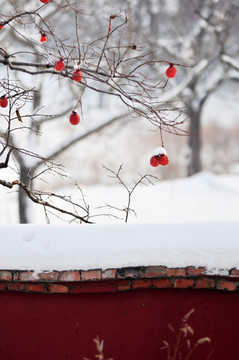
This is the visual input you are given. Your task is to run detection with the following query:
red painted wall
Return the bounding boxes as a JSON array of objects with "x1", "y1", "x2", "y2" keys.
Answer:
[{"x1": 0, "y1": 288, "x2": 238, "y2": 360}]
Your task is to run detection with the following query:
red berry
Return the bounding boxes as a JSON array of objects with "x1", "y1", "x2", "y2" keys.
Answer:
[
  {"x1": 166, "y1": 65, "x2": 177, "y2": 78},
  {"x1": 40, "y1": 0, "x2": 51, "y2": 3},
  {"x1": 150, "y1": 156, "x2": 160, "y2": 167},
  {"x1": 0, "y1": 23, "x2": 3, "y2": 30},
  {"x1": 55, "y1": 59, "x2": 65, "y2": 72},
  {"x1": 40, "y1": 33, "x2": 47, "y2": 42},
  {"x1": 0, "y1": 96, "x2": 8, "y2": 108},
  {"x1": 158, "y1": 155, "x2": 169, "y2": 166},
  {"x1": 73, "y1": 69, "x2": 83, "y2": 82},
  {"x1": 69, "y1": 111, "x2": 80, "y2": 125}
]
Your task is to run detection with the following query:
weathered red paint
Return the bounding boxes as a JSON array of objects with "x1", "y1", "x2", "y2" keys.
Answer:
[{"x1": 0, "y1": 289, "x2": 238, "y2": 360}]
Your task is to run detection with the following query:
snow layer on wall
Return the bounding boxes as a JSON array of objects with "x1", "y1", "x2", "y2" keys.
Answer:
[{"x1": 0, "y1": 222, "x2": 239, "y2": 273}]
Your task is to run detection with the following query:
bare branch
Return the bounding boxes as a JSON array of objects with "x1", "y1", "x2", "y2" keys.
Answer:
[
  {"x1": 103, "y1": 164, "x2": 157, "y2": 223},
  {"x1": 0, "y1": 179, "x2": 93, "y2": 224}
]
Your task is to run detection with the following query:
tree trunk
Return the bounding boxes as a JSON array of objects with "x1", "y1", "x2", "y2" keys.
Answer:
[
  {"x1": 18, "y1": 164, "x2": 31, "y2": 223},
  {"x1": 18, "y1": 86, "x2": 41, "y2": 223},
  {"x1": 187, "y1": 108, "x2": 202, "y2": 176}
]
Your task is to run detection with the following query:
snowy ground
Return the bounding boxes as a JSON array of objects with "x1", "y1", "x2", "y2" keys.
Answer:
[
  {"x1": 81, "y1": 171, "x2": 239, "y2": 224},
  {"x1": 0, "y1": 172, "x2": 239, "y2": 272},
  {"x1": 1, "y1": 171, "x2": 239, "y2": 224}
]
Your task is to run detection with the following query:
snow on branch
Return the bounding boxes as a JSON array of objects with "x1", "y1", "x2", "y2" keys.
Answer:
[{"x1": 221, "y1": 55, "x2": 239, "y2": 72}]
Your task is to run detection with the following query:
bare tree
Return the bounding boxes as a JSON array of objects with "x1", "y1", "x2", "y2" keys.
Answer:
[
  {"x1": 125, "y1": 0, "x2": 239, "y2": 175},
  {"x1": 0, "y1": 0, "x2": 189, "y2": 223}
]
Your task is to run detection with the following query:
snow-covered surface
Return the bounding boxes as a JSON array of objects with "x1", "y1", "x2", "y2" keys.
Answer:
[
  {"x1": 1, "y1": 172, "x2": 239, "y2": 224},
  {"x1": 75, "y1": 172, "x2": 239, "y2": 224},
  {"x1": 0, "y1": 172, "x2": 239, "y2": 273},
  {"x1": 0, "y1": 222, "x2": 239, "y2": 273}
]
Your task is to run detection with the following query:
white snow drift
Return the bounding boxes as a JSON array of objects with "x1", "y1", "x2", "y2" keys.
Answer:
[{"x1": 0, "y1": 222, "x2": 238, "y2": 273}]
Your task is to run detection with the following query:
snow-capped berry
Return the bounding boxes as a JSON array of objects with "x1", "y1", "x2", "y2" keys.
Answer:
[
  {"x1": 55, "y1": 59, "x2": 65, "y2": 72},
  {"x1": 150, "y1": 156, "x2": 160, "y2": 167},
  {"x1": 40, "y1": 0, "x2": 51, "y2": 3},
  {"x1": 40, "y1": 33, "x2": 47, "y2": 42},
  {"x1": 0, "y1": 23, "x2": 4, "y2": 30},
  {"x1": 69, "y1": 111, "x2": 80, "y2": 125},
  {"x1": 166, "y1": 65, "x2": 177, "y2": 78},
  {"x1": 73, "y1": 69, "x2": 83, "y2": 82},
  {"x1": 0, "y1": 96, "x2": 8, "y2": 108},
  {"x1": 150, "y1": 146, "x2": 169, "y2": 167},
  {"x1": 151, "y1": 146, "x2": 167, "y2": 157},
  {"x1": 158, "y1": 154, "x2": 169, "y2": 166}
]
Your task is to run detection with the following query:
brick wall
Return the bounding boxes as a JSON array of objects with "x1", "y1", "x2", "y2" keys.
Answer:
[
  {"x1": 0, "y1": 266, "x2": 238, "y2": 293},
  {"x1": 1, "y1": 265, "x2": 239, "y2": 360}
]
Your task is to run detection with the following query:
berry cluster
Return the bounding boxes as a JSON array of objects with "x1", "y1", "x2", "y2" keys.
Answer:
[{"x1": 150, "y1": 147, "x2": 169, "y2": 167}]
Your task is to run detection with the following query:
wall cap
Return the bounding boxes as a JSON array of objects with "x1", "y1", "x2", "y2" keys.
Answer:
[{"x1": 0, "y1": 266, "x2": 239, "y2": 294}]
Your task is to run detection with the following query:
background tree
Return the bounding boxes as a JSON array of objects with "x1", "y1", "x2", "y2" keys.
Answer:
[
  {"x1": 125, "y1": 0, "x2": 239, "y2": 175},
  {"x1": 0, "y1": 0, "x2": 189, "y2": 223}
]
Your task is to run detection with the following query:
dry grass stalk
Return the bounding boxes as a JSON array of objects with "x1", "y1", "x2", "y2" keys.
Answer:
[
  {"x1": 161, "y1": 309, "x2": 213, "y2": 360},
  {"x1": 84, "y1": 310, "x2": 213, "y2": 360},
  {"x1": 83, "y1": 335, "x2": 113, "y2": 360}
]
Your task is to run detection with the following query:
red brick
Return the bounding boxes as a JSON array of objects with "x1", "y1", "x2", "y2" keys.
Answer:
[
  {"x1": 26, "y1": 284, "x2": 47, "y2": 293},
  {"x1": 69, "y1": 282, "x2": 117, "y2": 294},
  {"x1": 132, "y1": 279, "x2": 151, "y2": 289},
  {"x1": 0, "y1": 271, "x2": 12, "y2": 281},
  {"x1": 167, "y1": 268, "x2": 186, "y2": 277},
  {"x1": 39, "y1": 272, "x2": 60, "y2": 281},
  {"x1": 145, "y1": 266, "x2": 167, "y2": 277},
  {"x1": 174, "y1": 279, "x2": 194, "y2": 289},
  {"x1": 116, "y1": 269, "x2": 142, "y2": 279},
  {"x1": 81, "y1": 270, "x2": 101, "y2": 281},
  {"x1": 153, "y1": 279, "x2": 172, "y2": 288},
  {"x1": 48, "y1": 284, "x2": 69, "y2": 293},
  {"x1": 102, "y1": 269, "x2": 117, "y2": 279},
  {"x1": 14, "y1": 271, "x2": 39, "y2": 282},
  {"x1": 231, "y1": 268, "x2": 239, "y2": 276},
  {"x1": 195, "y1": 278, "x2": 215, "y2": 289},
  {"x1": 0, "y1": 283, "x2": 7, "y2": 291},
  {"x1": 217, "y1": 280, "x2": 236, "y2": 291},
  {"x1": 187, "y1": 267, "x2": 206, "y2": 276},
  {"x1": 8, "y1": 283, "x2": 26, "y2": 292},
  {"x1": 117, "y1": 280, "x2": 131, "y2": 291},
  {"x1": 59, "y1": 271, "x2": 80, "y2": 281}
]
